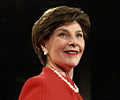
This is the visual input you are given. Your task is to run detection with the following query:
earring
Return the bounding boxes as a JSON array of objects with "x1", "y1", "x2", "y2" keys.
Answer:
[{"x1": 44, "y1": 51, "x2": 47, "y2": 55}]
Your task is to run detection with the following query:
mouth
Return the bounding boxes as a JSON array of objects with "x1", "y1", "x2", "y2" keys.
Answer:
[{"x1": 64, "y1": 50, "x2": 79, "y2": 55}]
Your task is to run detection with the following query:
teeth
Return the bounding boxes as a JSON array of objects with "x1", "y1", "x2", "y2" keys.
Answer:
[
  {"x1": 65, "y1": 51, "x2": 78, "y2": 53},
  {"x1": 68, "y1": 51, "x2": 76, "y2": 53}
]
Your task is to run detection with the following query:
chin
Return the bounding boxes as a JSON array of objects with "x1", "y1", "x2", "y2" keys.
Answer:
[
  {"x1": 65, "y1": 58, "x2": 81, "y2": 67},
  {"x1": 66, "y1": 62, "x2": 79, "y2": 69}
]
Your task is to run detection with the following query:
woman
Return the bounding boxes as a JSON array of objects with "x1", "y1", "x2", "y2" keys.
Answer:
[{"x1": 18, "y1": 6, "x2": 90, "y2": 100}]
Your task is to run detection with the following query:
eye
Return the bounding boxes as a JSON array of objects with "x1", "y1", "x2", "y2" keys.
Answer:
[
  {"x1": 76, "y1": 33, "x2": 83, "y2": 38},
  {"x1": 59, "y1": 33, "x2": 66, "y2": 37}
]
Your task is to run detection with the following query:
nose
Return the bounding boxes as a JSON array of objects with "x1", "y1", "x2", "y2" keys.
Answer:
[
  {"x1": 68, "y1": 38, "x2": 78, "y2": 47},
  {"x1": 68, "y1": 41, "x2": 78, "y2": 47}
]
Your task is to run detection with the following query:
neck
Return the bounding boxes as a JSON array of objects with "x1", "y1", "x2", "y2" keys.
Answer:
[{"x1": 46, "y1": 63, "x2": 74, "y2": 79}]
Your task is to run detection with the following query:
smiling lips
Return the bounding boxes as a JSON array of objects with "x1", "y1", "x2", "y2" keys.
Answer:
[{"x1": 64, "y1": 50, "x2": 79, "y2": 55}]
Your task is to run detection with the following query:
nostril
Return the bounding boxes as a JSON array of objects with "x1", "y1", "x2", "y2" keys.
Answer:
[
  {"x1": 71, "y1": 44, "x2": 75, "y2": 47},
  {"x1": 68, "y1": 41, "x2": 78, "y2": 47}
]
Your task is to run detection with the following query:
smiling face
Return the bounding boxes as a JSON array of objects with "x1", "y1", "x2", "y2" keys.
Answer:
[{"x1": 41, "y1": 21, "x2": 85, "y2": 72}]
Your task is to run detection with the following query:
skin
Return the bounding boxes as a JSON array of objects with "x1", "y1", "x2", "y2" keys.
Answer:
[{"x1": 41, "y1": 21, "x2": 85, "y2": 79}]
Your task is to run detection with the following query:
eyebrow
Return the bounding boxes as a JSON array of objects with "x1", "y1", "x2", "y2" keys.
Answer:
[{"x1": 56, "y1": 29, "x2": 83, "y2": 33}]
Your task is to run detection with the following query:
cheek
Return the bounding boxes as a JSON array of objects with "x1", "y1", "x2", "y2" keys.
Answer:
[
  {"x1": 53, "y1": 39, "x2": 67, "y2": 50},
  {"x1": 80, "y1": 40, "x2": 85, "y2": 51},
  {"x1": 49, "y1": 38, "x2": 67, "y2": 56},
  {"x1": 49, "y1": 39, "x2": 67, "y2": 64}
]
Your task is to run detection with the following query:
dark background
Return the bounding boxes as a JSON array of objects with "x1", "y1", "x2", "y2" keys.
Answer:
[{"x1": 0, "y1": 0, "x2": 120, "y2": 100}]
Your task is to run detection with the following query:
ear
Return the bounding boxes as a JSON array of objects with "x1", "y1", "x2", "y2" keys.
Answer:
[{"x1": 40, "y1": 39, "x2": 48, "y2": 55}]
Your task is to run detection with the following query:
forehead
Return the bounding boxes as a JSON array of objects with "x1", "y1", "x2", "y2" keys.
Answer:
[{"x1": 54, "y1": 21, "x2": 82, "y2": 32}]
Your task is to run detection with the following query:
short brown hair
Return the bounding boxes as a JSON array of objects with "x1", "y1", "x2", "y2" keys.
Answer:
[{"x1": 32, "y1": 6, "x2": 90, "y2": 66}]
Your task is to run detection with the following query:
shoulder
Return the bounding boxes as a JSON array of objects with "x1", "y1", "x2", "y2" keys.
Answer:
[
  {"x1": 18, "y1": 75, "x2": 52, "y2": 100},
  {"x1": 24, "y1": 75, "x2": 46, "y2": 87},
  {"x1": 21, "y1": 75, "x2": 45, "y2": 91}
]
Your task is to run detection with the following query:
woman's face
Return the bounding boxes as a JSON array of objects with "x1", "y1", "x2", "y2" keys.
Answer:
[{"x1": 43, "y1": 21, "x2": 85, "y2": 71}]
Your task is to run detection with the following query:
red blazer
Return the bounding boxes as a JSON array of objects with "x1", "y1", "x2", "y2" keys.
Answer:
[{"x1": 18, "y1": 67, "x2": 83, "y2": 100}]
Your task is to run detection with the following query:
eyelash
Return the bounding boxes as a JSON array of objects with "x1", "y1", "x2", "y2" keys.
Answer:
[
  {"x1": 59, "y1": 33, "x2": 83, "y2": 38},
  {"x1": 59, "y1": 33, "x2": 66, "y2": 37},
  {"x1": 76, "y1": 34, "x2": 83, "y2": 38}
]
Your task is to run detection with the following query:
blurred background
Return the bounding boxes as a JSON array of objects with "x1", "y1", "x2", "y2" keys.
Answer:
[{"x1": 0, "y1": 0, "x2": 120, "y2": 100}]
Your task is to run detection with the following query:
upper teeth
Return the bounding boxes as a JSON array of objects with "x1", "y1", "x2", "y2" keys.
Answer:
[
  {"x1": 69, "y1": 51, "x2": 76, "y2": 53},
  {"x1": 66, "y1": 51, "x2": 77, "y2": 53}
]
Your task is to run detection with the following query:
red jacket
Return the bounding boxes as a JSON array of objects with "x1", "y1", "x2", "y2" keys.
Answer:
[{"x1": 18, "y1": 67, "x2": 83, "y2": 100}]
